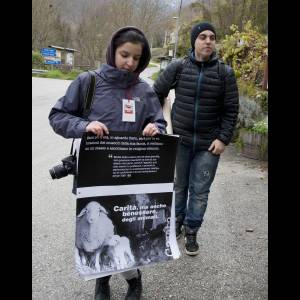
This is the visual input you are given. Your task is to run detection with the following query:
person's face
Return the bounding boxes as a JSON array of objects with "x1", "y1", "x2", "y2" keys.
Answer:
[
  {"x1": 194, "y1": 30, "x2": 216, "y2": 62},
  {"x1": 115, "y1": 42, "x2": 142, "y2": 72}
]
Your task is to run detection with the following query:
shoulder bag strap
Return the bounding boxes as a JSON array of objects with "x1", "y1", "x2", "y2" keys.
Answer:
[
  {"x1": 70, "y1": 70, "x2": 96, "y2": 155},
  {"x1": 82, "y1": 70, "x2": 96, "y2": 119},
  {"x1": 175, "y1": 56, "x2": 188, "y2": 84},
  {"x1": 218, "y1": 60, "x2": 226, "y2": 94}
]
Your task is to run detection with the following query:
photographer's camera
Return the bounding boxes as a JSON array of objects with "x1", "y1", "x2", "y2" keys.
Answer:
[{"x1": 49, "y1": 155, "x2": 76, "y2": 180}]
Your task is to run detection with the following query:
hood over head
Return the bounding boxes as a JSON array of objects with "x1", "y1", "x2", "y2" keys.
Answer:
[{"x1": 106, "y1": 26, "x2": 151, "y2": 74}]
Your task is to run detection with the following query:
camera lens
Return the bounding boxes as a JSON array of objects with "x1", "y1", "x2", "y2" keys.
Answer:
[
  {"x1": 49, "y1": 168, "x2": 56, "y2": 179},
  {"x1": 49, "y1": 164, "x2": 69, "y2": 179}
]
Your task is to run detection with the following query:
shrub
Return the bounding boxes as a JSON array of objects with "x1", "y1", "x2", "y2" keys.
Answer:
[
  {"x1": 237, "y1": 95, "x2": 264, "y2": 129},
  {"x1": 64, "y1": 69, "x2": 82, "y2": 80},
  {"x1": 44, "y1": 69, "x2": 65, "y2": 79},
  {"x1": 219, "y1": 21, "x2": 267, "y2": 85},
  {"x1": 218, "y1": 21, "x2": 268, "y2": 104},
  {"x1": 32, "y1": 51, "x2": 44, "y2": 67},
  {"x1": 35, "y1": 69, "x2": 83, "y2": 80},
  {"x1": 151, "y1": 71, "x2": 160, "y2": 81},
  {"x1": 250, "y1": 119, "x2": 268, "y2": 134}
]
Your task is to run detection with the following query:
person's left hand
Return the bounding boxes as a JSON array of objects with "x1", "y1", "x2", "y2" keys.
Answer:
[
  {"x1": 208, "y1": 139, "x2": 225, "y2": 155},
  {"x1": 142, "y1": 123, "x2": 159, "y2": 136}
]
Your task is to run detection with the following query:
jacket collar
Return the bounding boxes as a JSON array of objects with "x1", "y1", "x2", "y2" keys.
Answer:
[
  {"x1": 188, "y1": 49, "x2": 218, "y2": 66},
  {"x1": 97, "y1": 64, "x2": 139, "y2": 88}
]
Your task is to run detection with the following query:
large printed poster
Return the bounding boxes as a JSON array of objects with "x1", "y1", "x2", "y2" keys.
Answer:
[{"x1": 75, "y1": 132, "x2": 180, "y2": 280}]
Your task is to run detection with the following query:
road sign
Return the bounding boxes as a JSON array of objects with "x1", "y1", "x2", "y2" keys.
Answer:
[
  {"x1": 40, "y1": 48, "x2": 56, "y2": 57},
  {"x1": 45, "y1": 60, "x2": 61, "y2": 65}
]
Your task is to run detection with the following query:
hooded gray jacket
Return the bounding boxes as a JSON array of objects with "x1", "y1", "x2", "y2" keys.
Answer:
[{"x1": 49, "y1": 27, "x2": 166, "y2": 138}]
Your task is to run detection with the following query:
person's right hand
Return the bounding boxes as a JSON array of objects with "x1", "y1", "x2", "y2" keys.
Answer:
[{"x1": 85, "y1": 121, "x2": 109, "y2": 138}]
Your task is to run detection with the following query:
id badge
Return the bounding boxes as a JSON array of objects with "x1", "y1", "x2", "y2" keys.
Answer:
[{"x1": 122, "y1": 99, "x2": 136, "y2": 122}]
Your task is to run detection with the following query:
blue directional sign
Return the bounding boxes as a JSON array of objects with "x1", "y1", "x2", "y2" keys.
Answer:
[
  {"x1": 40, "y1": 48, "x2": 56, "y2": 57},
  {"x1": 44, "y1": 60, "x2": 61, "y2": 65}
]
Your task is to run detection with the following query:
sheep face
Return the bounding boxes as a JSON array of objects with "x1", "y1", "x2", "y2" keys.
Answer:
[
  {"x1": 76, "y1": 201, "x2": 114, "y2": 254},
  {"x1": 107, "y1": 234, "x2": 121, "y2": 247},
  {"x1": 77, "y1": 201, "x2": 108, "y2": 224}
]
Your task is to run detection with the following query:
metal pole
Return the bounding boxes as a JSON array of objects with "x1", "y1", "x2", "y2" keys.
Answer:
[{"x1": 173, "y1": 0, "x2": 183, "y2": 59}]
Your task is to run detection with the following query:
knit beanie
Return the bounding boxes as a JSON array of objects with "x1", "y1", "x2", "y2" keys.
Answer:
[{"x1": 190, "y1": 22, "x2": 216, "y2": 49}]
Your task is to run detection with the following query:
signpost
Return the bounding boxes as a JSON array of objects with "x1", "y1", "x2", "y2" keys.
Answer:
[
  {"x1": 40, "y1": 48, "x2": 56, "y2": 56},
  {"x1": 44, "y1": 60, "x2": 61, "y2": 65},
  {"x1": 40, "y1": 47, "x2": 61, "y2": 65}
]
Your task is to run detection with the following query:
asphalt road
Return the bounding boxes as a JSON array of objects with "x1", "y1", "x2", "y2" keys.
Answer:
[{"x1": 32, "y1": 70, "x2": 268, "y2": 300}]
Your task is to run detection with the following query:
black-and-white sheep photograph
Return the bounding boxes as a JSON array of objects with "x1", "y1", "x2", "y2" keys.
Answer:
[{"x1": 75, "y1": 193, "x2": 173, "y2": 277}]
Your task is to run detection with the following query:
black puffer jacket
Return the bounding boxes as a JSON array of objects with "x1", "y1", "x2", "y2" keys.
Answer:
[{"x1": 153, "y1": 50, "x2": 239, "y2": 151}]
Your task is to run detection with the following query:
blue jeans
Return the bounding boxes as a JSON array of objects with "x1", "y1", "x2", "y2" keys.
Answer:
[{"x1": 175, "y1": 143, "x2": 220, "y2": 229}]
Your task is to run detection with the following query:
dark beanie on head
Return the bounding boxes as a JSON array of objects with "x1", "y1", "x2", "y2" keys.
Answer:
[{"x1": 191, "y1": 22, "x2": 216, "y2": 48}]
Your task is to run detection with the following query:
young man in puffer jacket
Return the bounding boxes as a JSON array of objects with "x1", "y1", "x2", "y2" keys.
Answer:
[{"x1": 153, "y1": 22, "x2": 239, "y2": 256}]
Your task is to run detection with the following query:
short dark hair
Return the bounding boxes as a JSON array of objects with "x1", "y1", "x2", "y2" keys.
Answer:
[{"x1": 114, "y1": 30, "x2": 146, "y2": 50}]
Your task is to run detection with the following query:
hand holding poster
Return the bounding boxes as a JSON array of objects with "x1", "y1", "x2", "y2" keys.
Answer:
[{"x1": 75, "y1": 132, "x2": 180, "y2": 280}]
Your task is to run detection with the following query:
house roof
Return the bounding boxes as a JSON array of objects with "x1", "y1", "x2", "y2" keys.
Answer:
[{"x1": 49, "y1": 45, "x2": 79, "y2": 52}]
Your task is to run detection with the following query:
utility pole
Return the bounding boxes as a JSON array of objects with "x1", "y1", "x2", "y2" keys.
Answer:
[{"x1": 173, "y1": 0, "x2": 183, "y2": 60}]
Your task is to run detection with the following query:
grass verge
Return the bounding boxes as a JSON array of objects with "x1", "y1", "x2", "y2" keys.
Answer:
[{"x1": 32, "y1": 69, "x2": 83, "y2": 80}]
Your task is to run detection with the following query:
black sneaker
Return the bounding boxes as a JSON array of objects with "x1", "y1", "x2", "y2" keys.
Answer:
[
  {"x1": 125, "y1": 269, "x2": 142, "y2": 300},
  {"x1": 175, "y1": 215, "x2": 184, "y2": 239},
  {"x1": 185, "y1": 234, "x2": 199, "y2": 256},
  {"x1": 95, "y1": 275, "x2": 111, "y2": 300},
  {"x1": 176, "y1": 221, "x2": 183, "y2": 239}
]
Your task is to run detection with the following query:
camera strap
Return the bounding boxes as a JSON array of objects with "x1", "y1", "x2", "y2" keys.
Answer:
[{"x1": 70, "y1": 139, "x2": 75, "y2": 155}]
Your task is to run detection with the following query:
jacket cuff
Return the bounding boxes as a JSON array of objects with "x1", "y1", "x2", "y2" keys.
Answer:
[
  {"x1": 216, "y1": 135, "x2": 229, "y2": 146},
  {"x1": 155, "y1": 122, "x2": 167, "y2": 134},
  {"x1": 78, "y1": 120, "x2": 90, "y2": 137}
]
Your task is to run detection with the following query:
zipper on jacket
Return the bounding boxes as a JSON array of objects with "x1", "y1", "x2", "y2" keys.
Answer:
[{"x1": 193, "y1": 64, "x2": 203, "y2": 152}]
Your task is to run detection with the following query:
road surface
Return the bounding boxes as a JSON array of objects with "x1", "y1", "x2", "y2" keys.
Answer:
[{"x1": 32, "y1": 70, "x2": 267, "y2": 299}]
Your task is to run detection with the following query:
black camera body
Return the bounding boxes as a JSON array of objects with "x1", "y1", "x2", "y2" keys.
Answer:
[{"x1": 49, "y1": 155, "x2": 77, "y2": 180}]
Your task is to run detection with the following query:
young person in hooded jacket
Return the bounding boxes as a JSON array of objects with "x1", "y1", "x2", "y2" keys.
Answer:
[
  {"x1": 153, "y1": 22, "x2": 239, "y2": 256},
  {"x1": 49, "y1": 26, "x2": 167, "y2": 300}
]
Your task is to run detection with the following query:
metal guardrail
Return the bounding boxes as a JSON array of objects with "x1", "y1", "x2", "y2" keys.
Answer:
[{"x1": 32, "y1": 69, "x2": 49, "y2": 74}]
